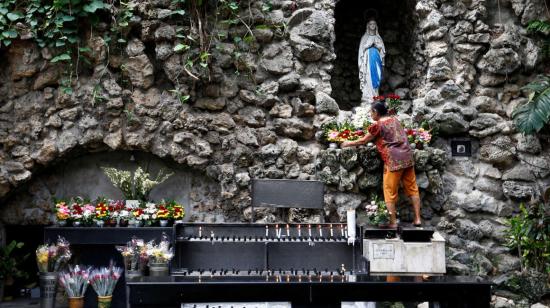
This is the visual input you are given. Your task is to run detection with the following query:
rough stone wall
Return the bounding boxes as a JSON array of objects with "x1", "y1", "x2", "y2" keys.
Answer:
[{"x1": 0, "y1": 0, "x2": 549, "y2": 289}]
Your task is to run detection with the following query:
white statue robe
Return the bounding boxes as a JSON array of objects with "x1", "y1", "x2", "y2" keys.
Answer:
[{"x1": 358, "y1": 33, "x2": 386, "y2": 104}]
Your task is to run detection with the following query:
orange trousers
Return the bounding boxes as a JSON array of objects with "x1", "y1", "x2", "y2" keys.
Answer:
[{"x1": 383, "y1": 166, "x2": 420, "y2": 203}]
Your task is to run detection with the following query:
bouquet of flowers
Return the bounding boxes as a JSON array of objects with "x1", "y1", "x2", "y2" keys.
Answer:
[
  {"x1": 89, "y1": 262, "x2": 123, "y2": 297},
  {"x1": 58, "y1": 265, "x2": 91, "y2": 298},
  {"x1": 95, "y1": 198, "x2": 110, "y2": 222},
  {"x1": 116, "y1": 237, "x2": 148, "y2": 272},
  {"x1": 386, "y1": 94, "x2": 401, "y2": 115},
  {"x1": 169, "y1": 201, "x2": 185, "y2": 221},
  {"x1": 101, "y1": 166, "x2": 173, "y2": 201},
  {"x1": 36, "y1": 236, "x2": 71, "y2": 273},
  {"x1": 365, "y1": 198, "x2": 390, "y2": 226},
  {"x1": 55, "y1": 200, "x2": 70, "y2": 223},
  {"x1": 81, "y1": 202, "x2": 96, "y2": 224},
  {"x1": 131, "y1": 208, "x2": 144, "y2": 222},
  {"x1": 142, "y1": 202, "x2": 158, "y2": 224},
  {"x1": 405, "y1": 127, "x2": 432, "y2": 149},
  {"x1": 145, "y1": 234, "x2": 174, "y2": 264}
]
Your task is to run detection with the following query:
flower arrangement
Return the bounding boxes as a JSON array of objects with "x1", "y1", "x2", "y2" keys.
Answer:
[
  {"x1": 58, "y1": 265, "x2": 91, "y2": 298},
  {"x1": 351, "y1": 106, "x2": 373, "y2": 130},
  {"x1": 145, "y1": 234, "x2": 174, "y2": 264},
  {"x1": 322, "y1": 121, "x2": 365, "y2": 143},
  {"x1": 386, "y1": 94, "x2": 401, "y2": 115},
  {"x1": 89, "y1": 262, "x2": 123, "y2": 297},
  {"x1": 55, "y1": 201, "x2": 70, "y2": 222},
  {"x1": 116, "y1": 237, "x2": 148, "y2": 272},
  {"x1": 101, "y1": 166, "x2": 173, "y2": 201},
  {"x1": 365, "y1": 198, "x2": 390, "y2": 226},
  {"x1": 156, "y1": 200, "x2": 185, "y2": 221},
  {"x1": 36, "y1": 236, "x2": 71, "y2": 273},
  {"x1": 405, "y1": 127, "x2": 432, "y2": 149},
  {"x1": 95, "y1": 198, "x2": 110, "y2": 222},
  {"x1": 53, "y1": 197, "x2": 185, "y2": 227}
]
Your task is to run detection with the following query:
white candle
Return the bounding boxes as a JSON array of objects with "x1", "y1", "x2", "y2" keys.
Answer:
[{"x1": 347, "y1": 209, "x2": 356, "y2": 245}]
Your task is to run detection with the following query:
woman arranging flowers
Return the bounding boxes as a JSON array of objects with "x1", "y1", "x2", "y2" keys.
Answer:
[
  {"x1": 58, "y1": 265, "x2": 91, "y2": 308},
  {"x1": 342, "y1": 101, "x2": 422, "y2": 228},
  {"x1": 90, "y1": 262, "x2": 123, "y2": 308}
]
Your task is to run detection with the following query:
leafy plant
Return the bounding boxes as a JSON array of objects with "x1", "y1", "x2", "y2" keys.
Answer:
[
  {"x1": 505, "y1": 203, "x2": 550, "y2": 273},
  {"x1": 512, "y1": 75, "x2": 550, "y2": 134},
  {"x1": 0, "y1": 241, "x2": 28, "y2": 281},
  {"x1": 527, "y1": 19, "x2": 550, "y2": 58}
]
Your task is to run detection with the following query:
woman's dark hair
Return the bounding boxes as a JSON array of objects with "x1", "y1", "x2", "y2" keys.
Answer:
[{"x1": 371, "y1": 101, "x2": 388, "y2": 116}]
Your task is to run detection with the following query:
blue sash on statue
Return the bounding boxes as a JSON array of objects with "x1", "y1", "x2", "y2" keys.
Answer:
[{"x1": 368, "y1": 47, "x2": 382, "y2": 89}]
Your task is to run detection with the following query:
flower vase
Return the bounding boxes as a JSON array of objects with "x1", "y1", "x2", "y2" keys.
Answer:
[
  {"x1": 130, "y1": 220, "x2": 142, "y2": 228},
  {"x1": 149, "y1": 263, "x2": 169, "y2": 277},
  {"x1": 105, "y1": 219, "x2": 117, "y2": 227},
  {"x1": 39, "y1": 272, "x2": 58, "y2": 308},
  {"x1": 73, "y1": 221, "x2": 81, "y2": 227},
  {"x1": 96, "y1": 220, "x2": 105, "y2": 227},
  {"x1": 159, "y1": 220, "x2": 169, "y2": 227},
  {"x1": 125, "y1": 200, "x2": 140, "y2": 209},
  {"x1": 329, "y1": 143, "x2": 338, "y2": 149},
  {"x1": 67, "y1": 297, "x2": 84, "y2": 308},
  {"x1": 58, "y1": 220, "x2": 67, "y2": 227},
  {"x1": 97, "y1": 295, "x2": 113, "y2": 308}
]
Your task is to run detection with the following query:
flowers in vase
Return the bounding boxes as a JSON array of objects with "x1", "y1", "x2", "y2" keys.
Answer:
[
  {"x1": 101, "y1": 166, "x2": 173, "y2": 201},
  {"x1": 58, "y1": 265, "x2": 91, "y2": 298},
  {"x1": 95, "y1": 198, "x2": 110, "y2": 222},
  {"x1": 89, "y1": 262, "x2": 123, "y2": 297},
  {"x1": 116, "y1": 237, "x2": 148, "y2": 272},
  {"x1": 145, "y1": 234, "x2": 173, "y2": 264},
  {"x1": 36, "y1": 236, "x2": 71, "y2": 273},
  {"x1": 55, "y1": 200, "x2": 70, "y2": 223},
  {"x1": 156, "y1": 200, "x2": 186, "y2": 222},
  {"x1": 365, "y1": 198, "x2": 390, "y2": 226}
]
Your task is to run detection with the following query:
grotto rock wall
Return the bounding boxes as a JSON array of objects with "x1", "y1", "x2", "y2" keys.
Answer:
[{"x1": 0, "y1": 0, "x2": 549, "y2": 291}]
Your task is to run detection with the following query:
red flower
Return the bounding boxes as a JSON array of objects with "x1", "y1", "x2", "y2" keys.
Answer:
[{"x1": 373, "y1": 95, "x2": 385, "y2": 101}]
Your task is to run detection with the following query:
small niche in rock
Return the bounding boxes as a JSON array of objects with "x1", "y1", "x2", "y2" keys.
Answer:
[{"x1": 331, "y1": 0, "x2": 417, "y2": 110}]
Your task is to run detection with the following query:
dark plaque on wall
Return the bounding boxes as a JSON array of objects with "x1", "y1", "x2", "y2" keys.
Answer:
[{"x1": 451, "y1": 139, "x2": 472, "y2": 157}]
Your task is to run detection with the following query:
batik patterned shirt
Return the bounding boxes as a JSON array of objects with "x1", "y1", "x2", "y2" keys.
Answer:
[{"x1": 367, "y1": 117, "x2": 414, "y2": 171}]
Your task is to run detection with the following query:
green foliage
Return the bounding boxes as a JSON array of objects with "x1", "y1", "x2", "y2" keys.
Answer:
[
  {"x1": 527, "y1": 19, "x2": 550, "y2": 58},
  {"x1": 0, "y1": 240, "x2": 28, "y2": 281},
  {"x1": 512, "y1": 75, "x2": 550, "y2": 134},
  {"x1": 505, "y1": 203, "x2": 550, "y2": 273}
]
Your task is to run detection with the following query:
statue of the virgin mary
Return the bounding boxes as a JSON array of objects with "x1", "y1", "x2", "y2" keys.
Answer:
[{"x1": 358, "y1": 19, "x2": 386, "y2": 104}]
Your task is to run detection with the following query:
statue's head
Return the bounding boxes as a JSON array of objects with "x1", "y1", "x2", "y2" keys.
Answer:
[{"x1": 366, "y1": 19, "x2": 378, "y2": 34}]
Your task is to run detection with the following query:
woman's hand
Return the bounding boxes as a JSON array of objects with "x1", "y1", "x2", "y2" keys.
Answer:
[{"x1": 341, "y1": 141, "x2": 354, "y2": 148}]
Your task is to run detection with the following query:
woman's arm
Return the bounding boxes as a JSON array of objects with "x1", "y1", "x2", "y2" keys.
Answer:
[{"x1": 341, "y1": 133, "x2": 375, "y2": 147}]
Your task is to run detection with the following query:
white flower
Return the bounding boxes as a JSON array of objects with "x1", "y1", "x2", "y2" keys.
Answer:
[{"x1": 371, "y1": 201, "x2": 376, "y2": 205}]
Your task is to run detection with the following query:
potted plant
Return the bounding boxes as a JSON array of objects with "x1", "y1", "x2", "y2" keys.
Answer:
[
  {"x1": 36, "y1": 237, "x2": 72, "y2": 308},
  {"x1": 365, "y1": 198, "x2": 390, "y2": 228},
  {"x1": 90, "y1": 263, "x2": 123, "y2": 308},
  {"x1": 58, "y1": 265, "x2": 91, "y2": 308},
  {"x1": 101, "y1": 166, "x2": 173, "y2": 204},
  {"x1": 0, "y1": 241, "x2": 28, "y2": 302},
  {"x1": 145, "y1": 234, "x2": 173, "y2": 277}
]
